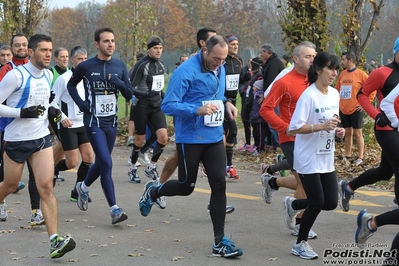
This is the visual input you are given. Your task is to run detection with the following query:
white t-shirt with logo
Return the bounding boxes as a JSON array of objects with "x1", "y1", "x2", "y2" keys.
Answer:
[{"x1": 289, "y1": 84, "x2": 340, "y2": 174}]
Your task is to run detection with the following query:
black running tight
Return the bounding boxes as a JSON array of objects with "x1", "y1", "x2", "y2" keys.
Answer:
[
  {"x1": 151, "y1": 141, "x2": 227, "y2": 240},
  {"x1": 292, "y1": 172, "x2": 338, "y2": 242},
  {"x1": 349, "y1": 130, "x2": 399, "y2": 200}
]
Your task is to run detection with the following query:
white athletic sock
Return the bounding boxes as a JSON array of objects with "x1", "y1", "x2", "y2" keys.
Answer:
[{"x1": 81, "y1": 182, "x2": 89, "y2": 192}]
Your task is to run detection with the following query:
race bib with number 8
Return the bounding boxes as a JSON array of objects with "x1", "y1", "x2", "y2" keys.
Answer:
[{"x1": 316, "y1": 130, "x2": 335, "y2": 154}]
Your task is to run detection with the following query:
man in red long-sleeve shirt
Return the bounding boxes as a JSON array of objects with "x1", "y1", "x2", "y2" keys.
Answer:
[
  {"x1": 338, "y1": 36, "x2": 399, "y2": 213},
  {"x1": 260, "y1": 41, "x2": 317, "y2": 238}
]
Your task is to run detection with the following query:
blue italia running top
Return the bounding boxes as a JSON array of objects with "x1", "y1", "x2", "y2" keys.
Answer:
[{"x1": 67, "y1": 56, "x2": 133, "y2": 127}]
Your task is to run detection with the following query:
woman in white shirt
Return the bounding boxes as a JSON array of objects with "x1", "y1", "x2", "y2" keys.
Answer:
[{"x1": 283, "y1": 52, "x2": 345, "y2": 260}]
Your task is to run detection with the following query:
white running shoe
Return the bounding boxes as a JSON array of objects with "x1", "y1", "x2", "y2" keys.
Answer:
[
  {"x1": 260, "y1": 173, "x2": 276, "y2": 204},
  {"x1": 283, "y1": 196, "x2": 300, "y2": 229},
  {"x1": 292, "y1": 240, "x2": 318, "y2": 259},
  {"x1": 291, "y1": 224, "x2": 317, "y2": 239},
  {"x1": 154, "y1": 196, "x2": 166, "y2": 209},
  {"x1": 139, "y1": 152, "x2": 151, "y2": 165}
]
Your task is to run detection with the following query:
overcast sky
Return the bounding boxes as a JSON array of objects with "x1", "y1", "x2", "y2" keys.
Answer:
[{"x1": 49, "y1": 0, "x2": 107, "y2": 9}]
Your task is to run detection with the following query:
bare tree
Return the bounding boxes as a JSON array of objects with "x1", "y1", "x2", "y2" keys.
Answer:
[
  {"x1": 341, "y1": 0, "x2": 386, "y2": 63},
  {"x1": 75, "y1": 1, "x2": 104, "y2": 55}
]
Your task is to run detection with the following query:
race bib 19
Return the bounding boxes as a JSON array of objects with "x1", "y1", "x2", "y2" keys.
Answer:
[{"x1": 152, "y1": 75, "x2": 165, "y2": 91}]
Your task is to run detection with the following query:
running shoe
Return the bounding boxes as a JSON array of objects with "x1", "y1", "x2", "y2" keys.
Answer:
[
  {"x1": 355, "y1": 209, "x2": 376, "y2": 248},
  {"x1": 283, "y1": 196, "x2": 300, "y2": 229},
  {"x1": 338, "y1": 179, "x2": 353, "y2": 212},
  {"x1": 354, "y1": 158, "x2": 363, "y2": 166},
  {"x1": 30, "y1": 209, "x2": 45, "y2": 226},
  {"x1": 291, "y1": 224, "x2": 317, "y2": 239},
  {"x1": 212, "y1": 236, "x2": 243, "y2": 258},
  {"x1": 139, "y1": 180, "x2": 156, "y2": 216},
  {"x1": 154, "y1": 196, "x2": 166, "y2": 209},
  {"x1": 260, "y1": 173, "x2": 277, "y2": 204},
  {"x1": 342, "y1": 157, "x2": 350, "y2": 167},
  {"x1": 144, "y1": 165, "x2": 159, "y2": 180},
  {"x1": 207, "y1": 203, "x2": 235, "y2": 214},
  {"x1": 50, "y1": 235, "x2": 76, "y2": 259},
  {"x1": 276, "y1": 154, "x2": 288, "y2": 176},
  {"x1": 247, "y1": 145, "x2": 257, "y2": 154},
  {"x1": 0, "y1": 202, "x2": 7, "y2": 221},
  {"x1": 292, "y1": 240, "x2": 318, "y2": 259},
  {"x1": 13, "y1": 181, "x2": 25, "y2": 193},
  {"x1": 260, "y1": 163, "x2": 270, "y2": 174},
  {"x1": 394, "y1": 198, "x2": 398, "y2": 206},
  {"x1": 199, "y1": 161, "x2": 207, "y2": 176},
  {"x1": 237, "y1": 144, "x2": 251, "y2": 152},
  {"x1": 54, "y1": 173, "x2": 65, "y2": 182},
  {"x1": 128, "y1": 168, "x2": 141, "y2": 183},
  {"x1": 126, "y1": 136, "x2": 134, "y2": 147},
  {"x1": 70, "y1": 188, "x2": 91, "y2": 203},
  {"x1": 75, "y1": 182, "x2": 89, "y2": 211},
  {"x1": 110, "y1": 207, "x2": 128, "y2": 224},
  {"x1": 226, "y1": 166, "x2": 239, "y2": 180},
  {"x1": 139, "y1": 151, "x2": 151, "y2": 165}
]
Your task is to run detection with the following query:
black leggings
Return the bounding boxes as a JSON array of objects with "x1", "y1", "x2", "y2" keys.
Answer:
[
  {"x1": 375, "y1": 208, "x2": 399, "y2": 264},
  {"x1": 292, "y1": 172, "x2": 338, "y2": 242},
  {"x1": 349, "y1": 129, "x2": 399, "y2": 199},
  {"x1": 385, "y1": 232, "x2": 399, "y2": 265},
  {"x1": 151, "y1": 141, "x2": 226, "y2": 239}
]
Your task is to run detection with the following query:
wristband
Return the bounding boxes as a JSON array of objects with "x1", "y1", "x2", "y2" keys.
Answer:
[{"x1": 311, "y1": 124, "x2": 315, "y2": 134}]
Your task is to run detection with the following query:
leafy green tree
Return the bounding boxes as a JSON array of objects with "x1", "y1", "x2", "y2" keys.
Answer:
[
  {"x1": 0, "y1": 0, "x2": 50, "y2": 41},
  {"x1": 102, "y1": 0, "x2": 157, "y2": 67},
  {"x1": 277, "y1": 0, "x2": 330, "y2": 53}
]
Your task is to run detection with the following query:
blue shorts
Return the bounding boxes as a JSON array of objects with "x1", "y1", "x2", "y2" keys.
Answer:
[{"x1": 4, "y1": 135, "x2": 52, "y2": 163}]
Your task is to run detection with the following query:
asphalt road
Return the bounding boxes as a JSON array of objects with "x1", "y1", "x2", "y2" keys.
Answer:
[{"x1": 0, "y1": 144, "x2": 397, "y2": 266}]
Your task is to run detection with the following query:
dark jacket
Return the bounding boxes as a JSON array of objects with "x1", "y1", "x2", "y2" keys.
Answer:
[{"x1": 262, "y1": 53, "x2": 284, "y2": 91}]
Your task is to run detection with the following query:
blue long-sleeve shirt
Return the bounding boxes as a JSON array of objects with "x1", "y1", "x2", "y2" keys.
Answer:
[
  {"x1": 67, "y1": 56, "x2": 133, "y2": 127},
  {"x1": 161, "y1": 50, "x2": 226, "y2": 144}
]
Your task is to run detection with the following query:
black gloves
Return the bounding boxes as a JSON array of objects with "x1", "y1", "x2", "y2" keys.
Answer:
[
  {"x1": 48, "y1": 106, "x2": 62, "y2": 122},
  {"x1": 49, "y1": 91, "x2": 55, "y2": 103},
  {"x1": 375, "y1": 112, "x2": 391, "y2": 127},
  {"x1": 20, "y1": 105, "x2": 46, "y2": 118}
]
